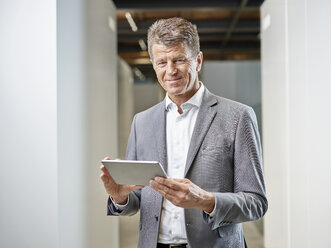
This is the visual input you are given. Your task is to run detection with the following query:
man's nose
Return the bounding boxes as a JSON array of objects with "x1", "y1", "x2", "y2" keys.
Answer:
[{"x1": 166, "y1": 62, "x2": 177, "y2": 75}]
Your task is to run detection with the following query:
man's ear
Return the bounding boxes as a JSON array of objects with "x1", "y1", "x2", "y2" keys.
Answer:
[{"x1": 196, "y1": 51, "x2": 203, "y2": 72}]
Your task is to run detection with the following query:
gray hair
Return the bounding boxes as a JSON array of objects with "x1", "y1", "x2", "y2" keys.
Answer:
[{"x1": 147, "y1": 17, "x2": 200, "y2": 60}]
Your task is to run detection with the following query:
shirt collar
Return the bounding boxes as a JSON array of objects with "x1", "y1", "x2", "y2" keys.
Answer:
[{"x1": 165, "y1": 82, "x2": 205, "y2": 111}]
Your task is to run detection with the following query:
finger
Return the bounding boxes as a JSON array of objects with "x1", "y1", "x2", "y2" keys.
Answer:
[
  {"x1": 162, "y1": 193, "x2": 185, "y2": 207},
  {"x1": 104, "y1": 156, "x2": 111, "y2": 160},
  {"x1": 155, "y1": 177, "x2": 186, "y2": 191},
  {"x1": 173, "y1": 178, "x2": 191, "y2": 184},
  {"x1": 100, "y1": 173, "x2": 109, "y2": 184},
  {"x1": 100, "y1": 165, "x2": 111, "y2": 177},
  {"x1": 150, "y1": 180, "x2": 179, "y2": 198},
  {"x1": 150, "y1": 179, "x2": 165, "y2": 194},
  {"x1": 152, "y1": 178, "x2": 180, "y2": 193},
  {"x1": 100, "y1": 167, "x2": 118, "y2": 186},
  {"x1": 152, "y1": 184, "x2": 188, "y2": 207},
  {"x1": 100, "y1": 171, "x2": 117, "y2": 185}
]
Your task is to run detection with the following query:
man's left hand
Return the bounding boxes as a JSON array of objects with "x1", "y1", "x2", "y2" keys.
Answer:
[{"x1": 150, "y1": 177, "x2": 215, "y2": 213}]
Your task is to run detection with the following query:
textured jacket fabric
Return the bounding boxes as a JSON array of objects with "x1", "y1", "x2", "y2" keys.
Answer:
[{"x1": 107, "y1": 88, "x2": 268, "y2": 248}]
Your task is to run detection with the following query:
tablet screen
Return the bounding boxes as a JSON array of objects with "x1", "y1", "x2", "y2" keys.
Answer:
[{"x1": 101, "y1": 160, "x2": 167, "y2": 186}]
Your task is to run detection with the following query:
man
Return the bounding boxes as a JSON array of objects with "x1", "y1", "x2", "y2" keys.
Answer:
[{"x1": 100, "y1": 17, "x2": 267, "y2": 248}]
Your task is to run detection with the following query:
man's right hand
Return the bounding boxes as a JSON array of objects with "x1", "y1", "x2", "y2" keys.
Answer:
[{"x1": 100, "y1": 157, "x2": 144, "y2": 205}]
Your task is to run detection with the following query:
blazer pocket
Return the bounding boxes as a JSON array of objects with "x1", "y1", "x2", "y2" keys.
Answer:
[
  {"x1": 200, "y1": 145, "x2": 234, "y2": 188},
  {"x1": 201, "y1": 145, "x2": 231, "y2": 164}
]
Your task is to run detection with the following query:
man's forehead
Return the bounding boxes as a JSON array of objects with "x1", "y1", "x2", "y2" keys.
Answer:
[
  {"x1": 152, "y1": 43, "x2": 186, "y2": 51},
  {"x1": 152, "y1": 43, "x2": 191, "y2": 58}
]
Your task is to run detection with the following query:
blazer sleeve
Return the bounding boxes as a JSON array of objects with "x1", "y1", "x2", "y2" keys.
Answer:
[
  {"x1": 203, "y1": 107, "x2": 268, "y2": 230},
  {"x1": 107, "y1": 115, "x2": 142, "y2": 216}
]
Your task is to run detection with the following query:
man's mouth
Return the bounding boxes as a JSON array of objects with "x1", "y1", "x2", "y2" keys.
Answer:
[{"x1": 166, "y1": 78, "x2": 182, "y2": 83}]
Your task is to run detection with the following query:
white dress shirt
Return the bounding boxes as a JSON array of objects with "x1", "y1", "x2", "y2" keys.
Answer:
[{"x1": 157, "y1": 83, "x2": 205, "y2": 244}]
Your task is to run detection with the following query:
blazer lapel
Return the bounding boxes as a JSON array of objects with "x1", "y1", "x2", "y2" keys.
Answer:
[
  {"x1": 184, "y1": 89, "x2": 218, "y2": 177},
  {"x1": 153, "y1": 100, "x2": 168, "y2": 173}
]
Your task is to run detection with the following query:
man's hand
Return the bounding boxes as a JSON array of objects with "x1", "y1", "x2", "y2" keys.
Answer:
[
  {"x1": 150, "y1": 177, "x2": 215, "y2": 213},
  {"x1": 100, "y1": 157, "x2": 144, "y2": 205}
]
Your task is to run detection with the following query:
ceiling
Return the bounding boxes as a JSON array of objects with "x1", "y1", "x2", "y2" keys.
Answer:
[{"x1": 113, "y1": 0, "x2": 264, "y2": 81}]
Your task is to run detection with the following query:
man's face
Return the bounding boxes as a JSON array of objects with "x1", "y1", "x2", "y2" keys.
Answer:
[{"x1": 152, "y1": 43, "x2": 203, "y2": 102}]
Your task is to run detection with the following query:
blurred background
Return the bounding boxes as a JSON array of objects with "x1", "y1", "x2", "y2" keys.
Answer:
[{"x1": 0, "y1": 0, "x2": 330, "y2": 247}]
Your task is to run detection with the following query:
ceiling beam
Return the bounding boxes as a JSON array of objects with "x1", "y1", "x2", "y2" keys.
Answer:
[
  {"x1": 118, "y1": 33, "x2": 259, "y2": 43},
  {"x1": 117, "y1": 19, "x2": 260, "y2": 34},
  {"x1": 113, "y1": 0, "x2": 263, "y2": 10}
]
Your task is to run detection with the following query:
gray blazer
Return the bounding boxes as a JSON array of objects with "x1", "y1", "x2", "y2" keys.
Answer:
[{"x1": 107, "y1": 88, "x2": 268, "y2": 248}]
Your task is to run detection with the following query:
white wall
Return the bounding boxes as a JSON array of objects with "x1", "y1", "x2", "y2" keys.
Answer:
[
  {"x1": 261, "y1": 0, "x2": 331, "y2": 247},
  {"x1": 202, "y1": 61, "x2": 262, "y2": 130},
  {"x1": 57, "y1": 0, "x2": 119, "y2": 247},
  {"x1": 202, "y1": 61, "x2": 261, "y2": 106},
  {"x1": 0, "y1": 0, "x2": 119, "y2": 247},
  {"x1": 134, "y1": 83, "x2": 165, "y2": 114},
  {"x1": 118, "y1": 57, "x2": 134, "y2": 159},
  {"x1": 0, "y1": 0, "x2": 58, "y2": 247}
]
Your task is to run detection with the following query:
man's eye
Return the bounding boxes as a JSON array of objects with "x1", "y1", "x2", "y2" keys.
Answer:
[
  {"x1": 175, "y1": 59, "x2": 185, "y2": 63},
  {"x1": 157, "y1": 62, "x2": 166, "y2": 66}
]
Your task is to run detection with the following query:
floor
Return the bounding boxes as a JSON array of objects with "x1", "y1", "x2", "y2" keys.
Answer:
[{"x1": 119, "y1": 214, "x2": 264, "y2": 248}]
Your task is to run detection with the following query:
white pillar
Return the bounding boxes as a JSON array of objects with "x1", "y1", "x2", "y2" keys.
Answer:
[
  {"x1": 261, "y1": 0, "x2": 331, "y2": 247},
  {"x1": 0, "y1": 0, "x2": 58, "y2": 247},
  {"x1": 0, "y1": 0, "x2": 119, "y2": 247},
  {"x1": 118, "y1": 57, "x2": 134, "y2": 159},
  {"x1": 57, "y1": 0, "x2": 118, "y2": 247}
]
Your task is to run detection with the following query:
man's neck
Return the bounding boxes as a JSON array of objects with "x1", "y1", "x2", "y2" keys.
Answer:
[{"x1": 169, "y1": 82, "x2": 201, "y2": 114}]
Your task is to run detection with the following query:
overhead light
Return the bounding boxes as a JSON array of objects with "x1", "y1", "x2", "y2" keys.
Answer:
[
  {"x1": 125, "y1": 12, "x2": 138, "y2": 32},
  {"x1": 138, "y1": 39, "x2": 147, "y2": 51},
  {"x1": 133, "y1": 67, "x2": 146, "y2": 81}
]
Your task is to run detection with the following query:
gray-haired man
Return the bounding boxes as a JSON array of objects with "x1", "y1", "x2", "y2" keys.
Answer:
[{"x1": 100, "y1": 17, "x2": 267, "y2": 248}]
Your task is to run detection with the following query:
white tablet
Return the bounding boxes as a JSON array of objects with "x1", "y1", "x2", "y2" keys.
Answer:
[{"x1": 101, "y1": 160, "x2": 168, "y2": 186}]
